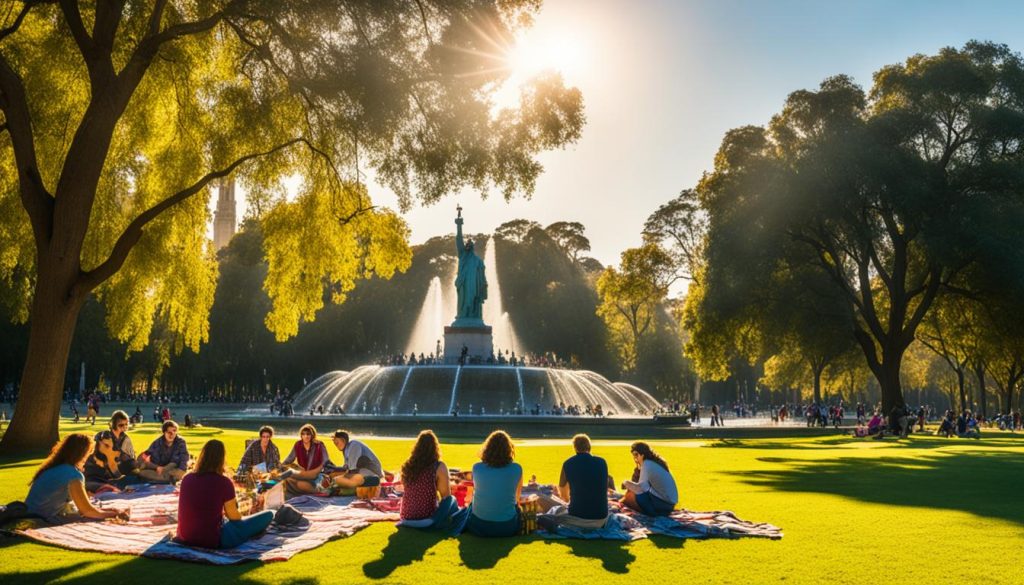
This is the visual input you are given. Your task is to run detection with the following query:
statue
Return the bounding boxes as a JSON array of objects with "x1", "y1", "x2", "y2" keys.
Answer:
[{"x1": 454, "y1": 205, "x2": 488, "y2": 325}]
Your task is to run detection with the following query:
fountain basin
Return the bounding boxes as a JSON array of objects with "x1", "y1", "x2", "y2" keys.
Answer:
[{"x1": 294, "y1": 365, "x2": 661, "y2": 417}]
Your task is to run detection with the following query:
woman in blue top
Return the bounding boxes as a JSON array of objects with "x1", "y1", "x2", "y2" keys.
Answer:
[
  {"x1": 27, "y1": 433, "x2": 129, "y2": 524},
  {"x1": 465, "y1": 430, "x2": 522, "y2": 537}
]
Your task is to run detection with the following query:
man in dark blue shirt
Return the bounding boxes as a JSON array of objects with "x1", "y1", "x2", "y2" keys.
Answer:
[{"x1": 538, "y1": 434, "x2": 609, "y2": 531}]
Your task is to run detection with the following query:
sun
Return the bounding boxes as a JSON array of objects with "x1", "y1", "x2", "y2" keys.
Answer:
[
  {"x1": 490, "y1": 30, "x2": 587, "y2": 110},
  {"x1": 506, "y1": 33, "x2": 585, "y2": 82}
]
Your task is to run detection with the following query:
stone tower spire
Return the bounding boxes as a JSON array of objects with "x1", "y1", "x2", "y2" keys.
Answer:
[{"x1": 213, "y1": 177, "x2": 237, "y2": 250}]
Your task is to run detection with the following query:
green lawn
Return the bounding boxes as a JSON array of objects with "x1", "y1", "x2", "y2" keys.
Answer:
[{"x1": 2, "y1": 420, "x2": 1022, "y2": 584}]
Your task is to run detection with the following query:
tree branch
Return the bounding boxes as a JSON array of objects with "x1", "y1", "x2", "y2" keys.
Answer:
[
  {"x1": 122, "y1": 0, "x2": 246, "y2": 90},
  {"x1": 148, "y1": 0, "x2": 169, "y2": 36},
  {"x1": 902, "y1": 265, "x2": 942, "y2": 346},
  {"x1": 92, "y1": 0, "x2": 127, "y2": 54},
  {"x1": 0, "y1": 52, "x2": 52, "y2": 238},
  {"x1": 58, "y1": 0, "x2": 95, "y2": 60},
  {"x1": 0, "y1": 0, "x2": 50, "y2": 43},
  {"x1": 77, "y1": 137, "x2": 307, "y2": 293},
  {"x1": 413, "y1": 0, "x2": 434, "y2": 45}
]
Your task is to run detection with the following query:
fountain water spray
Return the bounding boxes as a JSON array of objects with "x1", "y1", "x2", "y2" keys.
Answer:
[{"x1": 482, "y1": 237, "x2": 521, "y2": 356}]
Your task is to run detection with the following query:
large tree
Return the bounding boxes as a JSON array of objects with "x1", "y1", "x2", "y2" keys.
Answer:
[
  {"x1": 643, "y1": 188, "x2": 706, "y2": 284},
  {"x1": 0, "y1": 0, "x2": 584, "y2": 450},
  {"x1": 596, "y1": 243, "x2": 676, "y2": 372},
  {"x1": 695, "y1": 42, "x2": 1024, "y2": 414},
  {"x1": 544, "y1": 220, "x2": 589, "y2": 263}
]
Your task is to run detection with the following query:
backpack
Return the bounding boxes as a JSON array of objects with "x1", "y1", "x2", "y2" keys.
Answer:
[{"x1": 0, "y1": 501, "x2": 32, "y2": 527}]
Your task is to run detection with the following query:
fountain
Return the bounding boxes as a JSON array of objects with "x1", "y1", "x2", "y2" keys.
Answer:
[
  {"x1": 404, "y1": 276, "x2": 450, "y2": 357},
  {"x1": 292, "y1": 208, "x2": 664, "y2": 421},
  {"x1": 482, "y1": 237, "x2": 521, "y2": 355},
  {"x1": 294, "y1": 364, "x2": 660, "y2": 417}
]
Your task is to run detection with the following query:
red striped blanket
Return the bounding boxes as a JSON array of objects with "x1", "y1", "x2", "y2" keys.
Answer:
[{"x1": 16, "y1": 488, "x2": 398, "y2": 564}]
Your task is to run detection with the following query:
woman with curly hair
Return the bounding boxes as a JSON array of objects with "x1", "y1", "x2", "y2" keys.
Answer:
[
  {"x1": 621, "y1": 441, "x2": 678, "y2": 516},
  {"x1": 398, "y1": 430, "x2": 463, "y2": 530},
  {"x1": 465, "y1": 430, "x2": 522, "y2": 537},
  {"x1": 27, "y1": 433, "x2": 129, "y2": 523}
]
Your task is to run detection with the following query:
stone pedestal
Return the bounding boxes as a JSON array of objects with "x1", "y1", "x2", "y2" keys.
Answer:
[{"x1": 444, "y1": 325, "x2": 493, "y2": 364}]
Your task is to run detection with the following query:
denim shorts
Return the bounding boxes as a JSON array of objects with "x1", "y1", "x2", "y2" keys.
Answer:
[{"x1": 636, "y1": 492, "x2": 675, "y2": 516}]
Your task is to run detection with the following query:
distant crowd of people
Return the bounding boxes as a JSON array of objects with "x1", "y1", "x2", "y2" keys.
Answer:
[{"x1": 379, "y1": 347, "x2": 571, "y2": 369}]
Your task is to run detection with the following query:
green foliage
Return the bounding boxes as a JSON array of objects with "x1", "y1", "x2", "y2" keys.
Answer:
[
  {"x1": 261, "y1": 182, "x2": 411, "y2": 341},
  {"x1": 689, "y1": 42, "x2": 1024, "y2": 410},
  {"x1": 544, "y1": 221, "x2": 590, "y2": 263},
  {"x1": 642, "y1": 188, "x2": 706, "y2": 283},
  {"x1": 494, "y1": 218, "x2": 541, "y2": 243},
  {"x1": 596, "y1": 243, "x2": 676, "y2": 372}
]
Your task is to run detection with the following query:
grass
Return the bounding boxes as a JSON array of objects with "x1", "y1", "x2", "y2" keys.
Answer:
[{"x1": 2, "y1": 420, "x2": 1023, "y2": 584}]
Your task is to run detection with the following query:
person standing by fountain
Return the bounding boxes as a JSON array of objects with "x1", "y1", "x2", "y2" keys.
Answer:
[{"x1": 454, "y1": 206, "x2": 488, "y2": 324}]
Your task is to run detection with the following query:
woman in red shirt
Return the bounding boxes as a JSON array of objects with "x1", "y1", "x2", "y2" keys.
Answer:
[
  {"x1": 282, "y1": 424, "x2": 330, "y2": 495},
  {"x1": 176, "y1": 440, "x2": 274, "y2": 549},
  {"x1": 398, "y1": 430, "x2": 463, "y2": 531}
]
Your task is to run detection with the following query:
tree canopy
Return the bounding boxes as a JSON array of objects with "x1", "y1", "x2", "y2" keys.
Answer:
[{"x1": 687, "y1": 42, "x2": 1024, "y2": 413}]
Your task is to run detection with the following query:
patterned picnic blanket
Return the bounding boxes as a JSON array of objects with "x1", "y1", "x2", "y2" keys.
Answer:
[
  {"x1": 16, "y1": 486, "x2": 399, "y2": 564},
  {"x1": 539, "y1": 507, "x2": 783, "y2": 541}
]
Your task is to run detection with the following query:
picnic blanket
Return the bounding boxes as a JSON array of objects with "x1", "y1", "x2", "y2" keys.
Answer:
[
  {"x1": 537, "y1": 512, "x2": 648, "y2": 541},
  {"x1": 16, "y1": 487, "x2": 399, "y2": 564},
  {"x1": 638, "y1": 509, "x2": 783, "y2": 540},
  {"x1": 539, "y1": 507, "x2": 782, "y2": 541}
]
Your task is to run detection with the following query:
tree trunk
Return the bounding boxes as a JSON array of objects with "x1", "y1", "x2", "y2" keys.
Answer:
[
  {"x1": 974, "y1": 363, "x2": 987, "y2": 418},
  {"x1": 0, "y1": 271, "x2": 86, "y2": 453},
  {"x1": 956, "y1": 369, "x2": 967, "y2": 414},
  {"x1": 812, "y1": 367, "x2": 823, "y2": 405},
  {"x1": 877, "y1": 354, "x2": 906, "y2": 415}
]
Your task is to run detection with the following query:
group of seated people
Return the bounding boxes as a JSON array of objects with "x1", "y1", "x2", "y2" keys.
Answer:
[
  {"x1": 24, "y1": 419, "x2": 680, "y2": 551},
  {"x1": 937, "y1": 409, "x2": 981, "y2": 438},
  {"x1": 396, "y1": 430, "x2": 679, "y2": 536},
  {"x1": 82, "y1": 410, "x2": 190, "y2": 491}
]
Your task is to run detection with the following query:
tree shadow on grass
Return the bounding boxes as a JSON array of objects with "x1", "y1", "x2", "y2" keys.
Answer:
[
  {"x1": 3, "y1": 560, "x2": 94, "y2": 583},
  {"x1": 738, "y1": 451, "x2": 1024, "y2": 525},
  {"x1": 362, "y1": 526, "x2": 446, "y2": 579},
  {"x1": 456, "y1": 533, "x2": 523, "y2": 569},
  {"x1": 710, "y1": 434, "x2": 1024, "y2": 450},
  {"x1": 541, "y1": 538, "x2": 637, "y2": 573},
  {"x1": 51, "y1": 555, "x2": 267, "y2": 585}
]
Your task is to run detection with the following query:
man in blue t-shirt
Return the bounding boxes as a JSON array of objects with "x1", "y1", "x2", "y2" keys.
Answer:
[{"x1": 538, "y1": 434, "x2": 609, "y2": 531}]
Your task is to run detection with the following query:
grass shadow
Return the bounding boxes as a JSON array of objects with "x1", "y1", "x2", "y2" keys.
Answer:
[
  {"x1": 362, "y1": 526, "x2": 446, "y2": 579},
  {"x1": 542, "y1": 538, "x2": 637, "y2": 573},
  {"x1": 709, "y1": 434, "x2": 1024, "y2": 450},
  {"x1": 738, "y1": 450, "x2": 1024, "y2": 525},
  {"x1": 456, "y1": 533, "x2": 523, "y2": 569},
  {"x1": 3, "y1": 560, "x2": 95, "y2": 583},
  {"x1": 52, "y1": 554, "x2": 265, "y2": 584}
]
